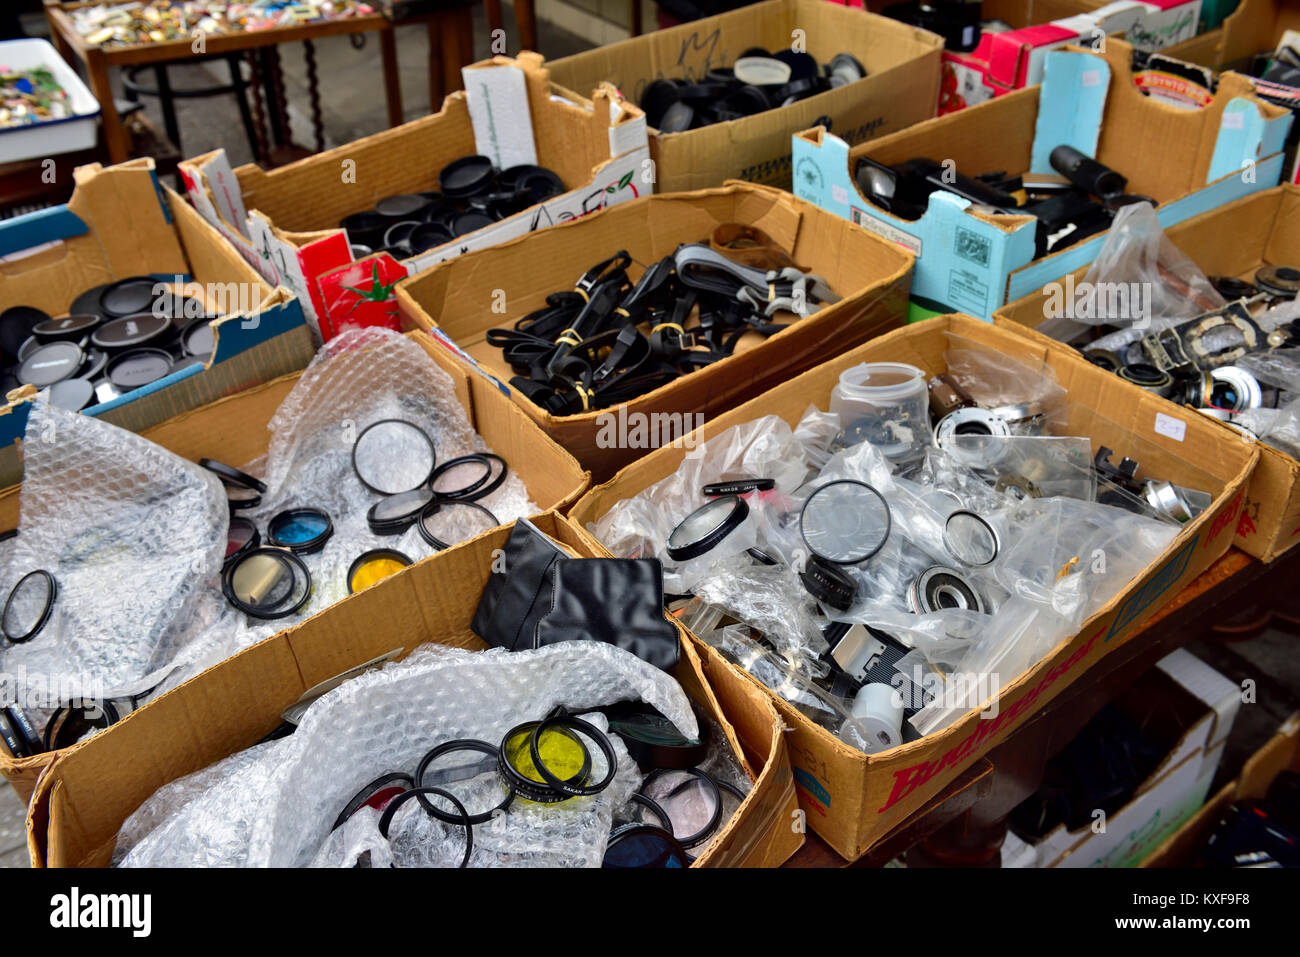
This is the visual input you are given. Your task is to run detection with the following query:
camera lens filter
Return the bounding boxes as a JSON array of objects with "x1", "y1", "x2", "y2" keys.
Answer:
[
  {"x1": 225, "y1": 516, "x2": 260, "y2": 566},
  {"x1": 222, "y1": 548, "x2": 311, "y2": 619},
  {"x1": 2, "y1": 570, "x2": 56, "y2": 643},
  {"x1": 666, "y1": 494, "x2": 749, "y2": 562},
  {"x1": 352, "y1": 419, "x2": 437, "y2": 494},
  {"x1": 943, "y1": 510, "x2": 999, "y2": 566},
  {"x1": 347, "y1": 549, "x2": 412, "y2": 593},
  {"x1": 417, "y1": 500, "x2": 499, "y2": 550},
  {"x1": 800, "y1": 480, "x2": 891, "y2": 564},
  {"x1": 366, "y1": 487, "x2": 435, "y2": 534},
  {"x1": 415, "y1": 739, "x2": 515, "y2": 825},
  {"x1": 267, "y1": 508, "x2": 334, "y2": 554},
  {"x1": 429, "y1": 453, "x2": 504, "y2": 501}
]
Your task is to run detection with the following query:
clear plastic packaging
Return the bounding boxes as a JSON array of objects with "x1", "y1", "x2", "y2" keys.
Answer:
[{"x1": 829, "y1": 362, "x2": 930, "y2": 463}]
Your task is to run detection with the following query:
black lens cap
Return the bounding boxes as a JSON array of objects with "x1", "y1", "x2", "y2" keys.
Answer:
[
  {"x1": 69, "y1": 284, "x2": 113, "y2": 320},
  {"x1": 773, "y1": 49, "x2": 819, "y2": 81},
  {"x1": 106, "y1": 348, "x2": 174, "y2": 390},
  {"x1": 439, "y1": 155, "x2": 496, "y2": 199},
  {"x1": 829, "y1": 52, "x2": 868, "y2": 84},
  {"x1": 180, "y1": 318, "x2": 217, "y2": 358},
  {"x1": 451, "y1": 210, "x2": 497, "y2": 237},
  {"x1": 340, "y1": 210, "x2": 390, "y2": 248},
  {"x1": 99, "y1": 276, "x2": 161, "y2": 319},
  {"x1": 91, "y1": 312, "x2": 172, "y2": 352},
  {"x1": 77, "y1": 347, "x2": 108, "y2": 380},
  {"x1": 199, "y1": 458, "x2": 268, "y2": 493},
  {"x1": 17, "y1": 336, "x2": 40, "y2": 363},
  {"x1": 46, "y1": 378, "x2": 95, "y2": 412},
  {"x1": 375, "y1": 194, "x2": 433, "y2": 220},
  {"x1": 383, "y1": 220, "x2": 423, "y2": 252},
  {"x1": 407, "y1": 222, "x2": 454, "y2": 254},
  {"x1": 0, "y1": 306, "x2": 50, "y2": 361},
  {"x1": 33, "y1": 313, "x2": 99, "y2": 343},
  {"x1": 18, "y1": 341, "x2": 83, "y2": 387},
  {"x1": 659, "y1": 100, "x2": 695, "y2": 133},
  {"x1": 641, "y1": 79, "x2": 682, "y2": 127}
]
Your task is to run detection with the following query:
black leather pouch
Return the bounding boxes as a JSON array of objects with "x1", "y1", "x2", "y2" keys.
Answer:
[
  {"x1": 470, "y1": 519, "x2": 569, "y2": 651},
  {"x1": 533, "y1": 558, "x2": 680, "y2": 671}
]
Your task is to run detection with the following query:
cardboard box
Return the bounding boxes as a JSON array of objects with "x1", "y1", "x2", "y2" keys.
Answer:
[
  {"x1": 545, "y1": 0, "x2": 944, "y2": 193},
  {"x1": 791, "y1": 39, "x2": 1292, "y2": 320},
  {"x1": 0, "y1": 330, "x2": 590, "y2": 803},
  {"x1": 568, "y1": 313, "x2": 1258, "y2": 859},
  {"x1": 397, "y1": 181, "x2": 915, "y2": 482},
  {"x1": 1207, "y1": 0, "x2": 1300, "y2": 70},
  {"x1": 0, "y1": 159, "x2": 314, "y2": 490},
  {"x1": 1003, "y1": 648, "x2": 1239, "y2": 867},
  {"x1": 995, "y1": 185, "x2": 1300, "y2": 561},
  {"x1": 179, "y1": 54, "x2": 650, "y2": 344},
  {"x1": 1144, "y1": 710, "x2": 1300, "y2": 867},
  {"x1": 26, "y1": 511, "x2": 804, "y2": 869}
]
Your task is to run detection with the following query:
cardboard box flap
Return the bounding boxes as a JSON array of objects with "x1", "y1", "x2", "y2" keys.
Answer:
[{"x1": 1030, "y1": 50, "x2": 1111, "y2": 174}]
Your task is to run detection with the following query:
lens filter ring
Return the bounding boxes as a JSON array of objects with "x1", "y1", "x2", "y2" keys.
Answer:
[
  {"x1": 376, "y1": 786, "x2": 473, "y2": 868},
  {"x1": 3, "y1": 570, "x2": 56, "y2": 643},
  {"x1": 498, "y1": 720, "x2": 593, "y2": 804},
  {"x1": 415, "y1": 739, "x2": 515, "y2": 825},
  {"x1": 528, "y1": 714, "x2": 618, "y2": 799},
  {"x1": 416, "y1": 499, "x2": 499, "y2": 550},
  {"x1": 222, "y1": 547, "x2": 312, "y2": 620},
  {"x1": 666, "y1": 494, "x2": 749, "y2": 562},
  {"x1": 43, "y1": 700, "x2": 123, "y2": 752},
  {"x1": 267, "y1": 507, "x2": 334, "y2": 555},
  {"x1": 224, "y1": 516, "x2": 261, "y2": 567},
  {"x1": 346, "y1": 548, "x2": 412, "y2": 594},
  {"x1": 603, "y1": 823, "x2": 689, "y2": 868},
  {"x1": 352, "y1": 419, "x2": 438, "y2": 495},
  {"x1": 428, "y1": 453, "x2": 493, "y2": 500},
  {"x1": 638, "y1": 766, "x2": 723, "y2": 849},
  {"x1": 199, "y1": 458, "x2": 268, "y2": 494},
  {"x1": 332, "y1": 771, "x2": 415, "y2": 831},
  {"x1": 799, "y1": 479, "x2": 891, "y2": 564},
  {"x1": 942, "y1": 510, "x2": 1000, "y2": 566},
  {"x1": 366, "y1": 488, "x2": 435, "y2": 534}
]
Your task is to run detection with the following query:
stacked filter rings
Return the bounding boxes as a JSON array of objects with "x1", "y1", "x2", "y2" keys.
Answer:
[
  {"x1": 0, "y1": 276, "x2": 223, "y2": 413},
  {"x1": 210, "y1": 418, "x2": 512, "y2": 618},
  {"x1": 639, "y1": 49, "x2": 867, "y2": 132},
  {"x1": 331, "y1": 708, "x2": 741, "y2": 868},
  {"x1": 339, "y1": 157, "x2": 566, "y2": 260}
]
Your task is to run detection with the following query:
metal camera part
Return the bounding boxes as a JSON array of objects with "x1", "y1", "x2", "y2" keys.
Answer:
[
  {"x1": 1208, "y1": 366, "x2": 1262, "y2": 412},
  {"x1": 1143, "y1": 480, "x2": 1195, "y2": 524},
  {"x1": 994, "y1": 472, "x2": 1041, "y2": 500},
  {"x1": 829, "y1": 622, "x2": 887, "y2": 682},
  {"x1": 1141, "y1": 302, "x2": 1263, "y2": 372},
  {"x1": 906, "y1": 565, "x2": 985, "y2": 615},
  {"x1": 927, "y1": 373, "x2": 974, "y2": 418},
  {"x1": 934, "y1": 407, "x2": 1011, "y2": 468},
  {"x1": 1117, "y1": 362, "x2": 1175, "y2": 397}
]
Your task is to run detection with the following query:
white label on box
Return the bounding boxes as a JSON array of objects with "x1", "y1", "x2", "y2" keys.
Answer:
[
  {"x1": 1154, "y1": 412, "x2": 1186, "y2": 442},
  {"x1": 831, "y1": 184, "x2": 849, "y2": 206},
  {"x1": 1222, "y1": 111, "x2": 1245, "y2": 131},
  {"x1": 851, "y1": 208, "x2": 922, "y2": 256},
  {"x1": 1082, "y1": 69, "x2": 1103, "y2": 88},
  {"x1": 464, "y1": 65, "x2": 538, "y2": 169}
]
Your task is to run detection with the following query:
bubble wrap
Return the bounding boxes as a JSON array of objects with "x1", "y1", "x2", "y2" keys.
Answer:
[
  {"x1": 0, "y1": 402, "x2": 228, "y2": 693},
  {"x1": 115, "y1": 642, "x2": 698, "y2": 867}
]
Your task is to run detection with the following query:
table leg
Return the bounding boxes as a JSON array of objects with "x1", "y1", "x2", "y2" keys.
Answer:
[
  {"x1": 427, "y1": 18, "x2": 446, "y2": 110},
  {"x1": 630, "y1": 0, "x2": 643, "y2": 36},
  {"x1": 515, "y1": 0, "x2": 538, "y2": 52},
  {"x1": 380, "y1": 24, "x2": 403, "y2": 128},
  {"x1": 440, "y1": 12, "x2": 465, "y2": 95},
  {"x1": 153, "y1": 64, "x2": 182, "y2": 154},
  {"x1": 85, "y1": 50, "x2": 130, "y2": 163}
]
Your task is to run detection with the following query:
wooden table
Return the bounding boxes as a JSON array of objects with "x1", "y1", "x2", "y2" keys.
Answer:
[
  {"x1": 784, "y1": 545, "x2": 1294, "y2": 867},
  {"x1": 43, "y1": 1, "x2": 405, "y2": 164}
]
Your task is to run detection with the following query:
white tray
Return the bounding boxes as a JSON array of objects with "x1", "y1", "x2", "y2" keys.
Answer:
[{"x1": 0, "y1": 38, "x2": 100, "y2": 163}]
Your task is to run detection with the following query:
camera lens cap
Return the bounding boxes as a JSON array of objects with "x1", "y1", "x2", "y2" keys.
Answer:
[
  {"x1": 0, "y1": 306, "x2": 49, "y2": 361},
  {"x1": 641, "y1": 79, "x2": 682, "y2": 127},
  {"x1": 33, "y1": 314, "x2": 99, "y2": 344},
  {"x1": 18, "y1": 341, "x2": 83, "y2": 387},
  {"x1": 99, "y1": 277, "x2": 161, "y2": 319},
  {"x1": 347, "y1": 548, "x2": 413, "y2": 594},
  {"x1": 106, "y1": 348, "x2": 174, "y2": 390},
  {"x1": 733, "y1": 56, "x2": 792, "y2": 86},
  {"x1": 407, "y1": 222, "x2": 455, "y2": 254},
  {"x1": 417, "y1": 499, "x2": 500, "y2": 550},
  {"x1": 382, "y1": 219, "x2": 423, "y2": 252},
  {"x1": 500, "y1": 165, "x2": 565, "y2": 201},
  {"x1": 267, "y1": 507, "x2": 334, "y2": 554},
  {"x1": 439, "y1": 155, "x2": 496, "y2": 199},
  {"x1": 225, "y1": 515, "x2": 261, "y2": 566},
  {"x1": 828, "y1": 52, "x2": 867, "y2": 84},
  {"x1": 92, "y1": 312, "x2": 172, "y2": 352},
  {"x1": 3, "y1": 569, "x2": 56, "y2": 643},
  {"x1": 666, "y1": 494, "x2": 749, "y2": 562},
  {"x1": 375, "y1": 193, "x2": 433, "y2": 220},
  {"x1": 69, "y1": 284, "x2": 113, "y2": 320},
  {"x1": 658, "y1": 100, "x2": 695, "y2": 133},
  {"x1": 340, "y1": 210, "x2": 390, "y2": 250},
  {"x1": 46, "y1": 377, "x2": 95, "y2": 412},
  {"x1": 451, "y1": 210, "x2": 497, "y2": 237},
  {"x1": 180, "y1": 318, "x2": 217, "y2": 359},
  {"x1": 199, "y1": 458, "x2": 268, "y2": 493},
  {"x1": 77, "y1": 346, "x2": 108, "y2": 381},
  {"x1": 352, "y1": 419, "x2": 437, "y2": 494},
  {"x1": 367, "y1": 487, "x2": 435, "y2": 534},
  {"x1": 800, "y1": 479, "x2": 891, "y2": 564},
  {"x1": 773, "y1": 49, "x2": 819, "y2": 81},
  {"x1": 222, "y1": 547, "x2": 312, "y2": 619}
]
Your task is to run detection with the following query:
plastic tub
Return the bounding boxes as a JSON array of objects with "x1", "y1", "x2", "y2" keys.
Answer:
[{"x1": 829, "y1": 361, "x2": 929, "y2": 461}]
